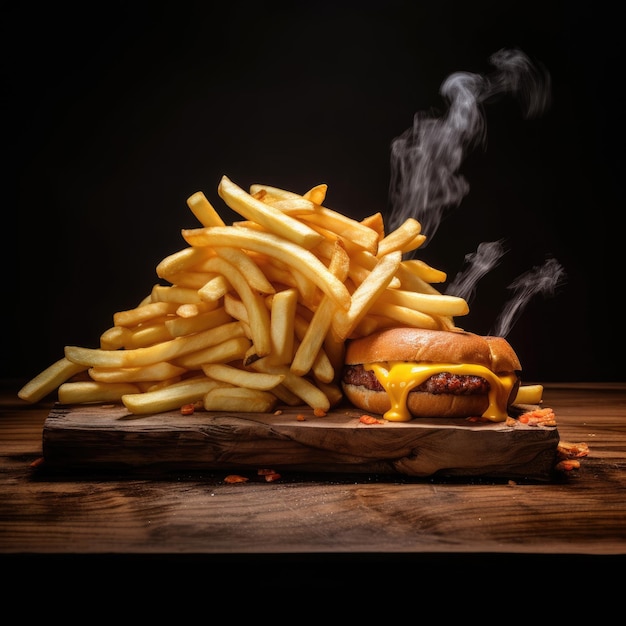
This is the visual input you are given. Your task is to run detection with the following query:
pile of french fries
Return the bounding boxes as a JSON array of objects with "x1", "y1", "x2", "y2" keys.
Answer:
[{"x1": 18, "y1": 175, "x2": 470, "y2": 415}]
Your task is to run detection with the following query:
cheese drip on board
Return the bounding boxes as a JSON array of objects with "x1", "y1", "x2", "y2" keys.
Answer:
[{"x1": 365, "y1": 361, "x2": 517, "y2": 422}]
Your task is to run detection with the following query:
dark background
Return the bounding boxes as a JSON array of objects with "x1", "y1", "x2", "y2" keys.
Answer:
[{"x1": 3, "y1": 0, "x2": 623, "y2": 385}]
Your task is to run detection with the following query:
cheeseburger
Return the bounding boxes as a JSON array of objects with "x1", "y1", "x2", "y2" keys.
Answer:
[{"x1": 341, "y1": 327, "x2": 521, "y2": 422}]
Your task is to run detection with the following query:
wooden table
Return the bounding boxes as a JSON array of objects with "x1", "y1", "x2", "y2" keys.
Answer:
[{"x1": 2, "y1": 381, "x2": 625, "y2": 586}]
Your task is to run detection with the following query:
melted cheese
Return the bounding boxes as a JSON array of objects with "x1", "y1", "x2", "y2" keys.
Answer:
[{"x1": 365, "y1": 361, "x2": 517, "y2": 422}]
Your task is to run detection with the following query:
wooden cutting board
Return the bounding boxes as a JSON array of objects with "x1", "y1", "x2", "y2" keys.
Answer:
[{"x1": 42, "y1": 402, "x2": 560, "y2": 481}]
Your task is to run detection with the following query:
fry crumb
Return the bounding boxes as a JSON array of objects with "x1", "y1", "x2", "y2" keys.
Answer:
[
  {"x1": 555, "y1": 459, "x2": 581, "y2": 471},
  {"x1": 274, "y1": 409, "x2": 283, "y2": 415},
  {"x1": 224, "y1": 474, "x2": 249, "y2": 484},
  {"x1": 180, "y1": 403, "x2": 195, "y2": 415},
  {"x1": 557, "y1": 441, "x2": 589, "y2": 458},
  {"x1": 359, "y1": 414, "x2": 384, "y2": 425},
  {"x1": 264, "y1": 472, "x2": 281, "y2": 482},
  {"x1": 313, "y1": 407, "x2": 327, "y2": 417},
  {"x1": 518, "y1": 407, "x2": 556, "y2": 426},
  {"x1": 30, "y1": 457, "x2": 45, "y2": 468},
  {"x1": 296, "y1": 413, "x2": 306, "y2": 421}
]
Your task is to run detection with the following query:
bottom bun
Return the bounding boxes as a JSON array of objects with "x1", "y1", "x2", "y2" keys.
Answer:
[{"x1": 342, "y1": 383, "x2": 491, "y2": 419}]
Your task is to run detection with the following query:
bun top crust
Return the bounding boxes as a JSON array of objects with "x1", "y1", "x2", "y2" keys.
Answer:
[{"x1": 344, "y1": 327, "x2": 521, "y2": 373}]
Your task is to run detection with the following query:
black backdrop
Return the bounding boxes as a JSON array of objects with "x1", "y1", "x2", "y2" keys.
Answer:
[{"x1": 3, "y1": 1, "x2": 623, "y2": 384}]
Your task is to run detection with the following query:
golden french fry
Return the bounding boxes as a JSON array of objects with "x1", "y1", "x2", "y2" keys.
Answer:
[
  {"x1": 156, "y1": 246, "x2": 214, "y2": 280},
  {"x1": 218, "y1": 175, "x2": 323, "y2": 249},
  {"x1": 165, "y1": 306, "x2": 232, "y2": 337},
  {"x1": 197, "y1": 274, "x2": 230, "y2": 302},
  {"x1": 290, "y1": 242, "x2": 349, "y2": 376},
  {"x1": 366, "y1": 300, "x2": 441, "y2": 330},
  {"x1": 203, "y1": 386, "x2": 278, "y2": 413},
  {"x1": 89, "y1": 362, "x2": 187, "y2": 383},
  {"x1": 249, "y1": 183, "x2": 307, "y2": 202},
  {"x1": 174, "y1": 335, "x2": 251, "y2": 369},
  {"x1": 214, "y1": 246, "x2": 275, "y2": 294},
  {"x1": 65, "y1": 321, "x2": 247, "y2": 368},
  {"x1": 201, "y1": 256, "x2": 271, "y2": 357},
  {"x1": 181, "y1": 226, "x2": 351, "y2": 310},
  {"x1": 165, "y1": 271, "x2": 216, "y2": 290},
  {"x1": 187, "y1": 190, "x2": 226, "y2": 227},
  {"x1": 125, "y1": 321, "x2": 173, "y2": 349},
  {"x1": 302, "y1": 183, "x2": 328, "y2": 205},
  {"x1": 313, "y1": 379, "x2": 343, "y2": 408},
  {"x1": 376, "y1": 218, "x2": 422, "y2": 257},
  {"x1": 150, "y1": 284, "x2": 203, "y2": 304},
  {"x1": 300, "y1": 207, "x2": 379, "y2": 255},
  {"x1": 202, "y1": 363, "x2": 284, "y2": 390},
  {"x1": 113, "y1": 301, "x2": 178, "y2": 328},
  {"x1": 100, "y1": 325, "x2": 133, "y2": 350},
  {"x1": 58, "y1": 381, "x2": 141, "y2": 404},
  {"x1": 514, "y1": 384, "x2": 544, "y2": 404},
  {"x1": 252, "y1": 358, "x2": 330, "y2": 412},
  {"x1": 398, "y1": 258, "x2": 447, "y2": 285},
  {"x1": 18, "y1": 358, "x2": 88, "y2": 403},
  {"x1": 268, "y1": 288, "x2": 298, "y2": 364},
  {"x1": 260, "y1": 197, "x2": 316, "y2": 215},
  {"x1": 332, "y1": 251, "x2": 402, "y2": 340},
  {"x1": 360, "y1": 212, "x2": 385, "y2": 238},
  {"x1": 378, "y1": 288, "x2": 469, "y2": 317},
  {"x1": 122, "y1": 378, "x2": 224, "y2": 415}
]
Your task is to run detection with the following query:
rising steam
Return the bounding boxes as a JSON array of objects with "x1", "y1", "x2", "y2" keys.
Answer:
[
  {"x1": 388, "y1": 48, "x2": 551, "y2": 246},
  {"x1": 445, "y1": 239, "x2": 507, "y2": 302},
  {"x1": 490, "y1": 258, "x2": 567, "y2": 338}
]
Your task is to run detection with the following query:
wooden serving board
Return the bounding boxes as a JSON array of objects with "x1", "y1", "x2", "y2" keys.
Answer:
[{"x1": 42, "y1": 402, "x2": 560, "y2": 481}]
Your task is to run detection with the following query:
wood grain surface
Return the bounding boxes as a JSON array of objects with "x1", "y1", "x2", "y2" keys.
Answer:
[
  {"x1": 41, "y1": 402, "x2": 559, "y2": 480},
  {"x1": 1, "y1": 382, "x2": 625, "y2": 566}
]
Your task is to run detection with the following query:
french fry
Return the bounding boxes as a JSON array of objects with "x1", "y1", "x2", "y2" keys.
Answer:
[
  {"x1": 165, "y1": 306, "x2": 232, "y2": 337},
  {"x1": 377, "y1": 288, "x2": 469, "y2": 317},
  {"x1": 302, "y1": 183, "x2": 328, "y2": 205},
  {"x1": 202, "y1": 363, "x2": 285, "y2": 390},
  {"x1": 252, "y1": 358, "x2": 330, "y2": 412},
  {"x1": 100, "y1": 325, "x2": 133, "y2": 350},
  {"x1": 122, "y1": 378, "x2": 225, "y2": 415},
  {"x1": 213, "y1": 246, "x2": 275, "y2": 295},
  {"x1": 514, "y1": 384, "x2": 544, "y2": 404},
  {"x1": 65, "y1": 321, "x2": 247, "y2": 368},
  {"x1": 156, "y1": 246, "x2": 213, "y2": 280},
  {"x1": 290, "y1": 242, "x2": 349, "y2": 376},
  {"x1": 150, "y1": 284, "x2": 203, "y2": 304},
  {"x1": 201, "y1": 256, "x2": 271, "y2": 357},
  {"x1": 218, "y1": 175, "x2": 323, "y2": 249},
  {"x1": 175, "y1": 336, "x2": 252, "y2": 369},
  {"x1": 203, "y1": 386, "x2": 278, "y2": 413},
  {"x1": 182, "y1": 226, "x2": 351, "y2": 310},
  {"x1": 268, "y1": 288, "x2": 298, "y2": 364},
  {"x1": 89, "y1": 361, "x2": 187, "y2": 383},
  {"x1": 398, "y1": 258, "x2": 447, "y2": 285},
  {"x1": 186, "y1": 190, "x2": 226, "y2": 227},
  {"x1": 376, "y1": 217, "x2": 422, "y2": 257},
  {"x1": 332, "y1": 250, "x2": 402, "y2": 340},
  {"x1": 18, "y1": 358, "x2": 88, "y2": 403},
  {"x1": 367, "y1": 300, "x2": 441, "y2": 330},
  {"x1": 299, "y1": 207, "x2": 379, "y2": 255},
  {"x1": 125, "y1": 321, "x2": 173, "y2": 349},
  {"x1": 113, "y1": 301, "x2": 178, "y2": 328},
  {"x1": 58, "y1": 381, "x2": 141, "y2": 404}
]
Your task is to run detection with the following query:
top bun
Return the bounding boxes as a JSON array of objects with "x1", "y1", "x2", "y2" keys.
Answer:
[{"x1": 344, "y1": 327, "x2": 521, "y2": 373}]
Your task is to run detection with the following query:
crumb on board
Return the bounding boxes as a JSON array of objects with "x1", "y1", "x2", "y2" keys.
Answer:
[{"x1": 359, "y1": 414, "x2": 385, "y2": 425}]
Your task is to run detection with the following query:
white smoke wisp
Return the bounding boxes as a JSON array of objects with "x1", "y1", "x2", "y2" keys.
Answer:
[
  {"x1": 388, "y1": 48, "x2": 551, "y2": 248},
  {"x1": 491, "y1": 258, "x2": 567, "y2": 338},
  {"x1": 445, "y1": 239, "x2": 507, "y2": 302}
]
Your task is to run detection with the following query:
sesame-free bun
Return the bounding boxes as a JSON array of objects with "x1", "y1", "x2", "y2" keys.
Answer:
[{"x1": 341, "y1": 327, "x2": 522, "y2": 419}]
